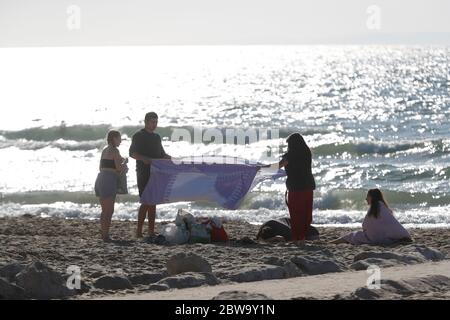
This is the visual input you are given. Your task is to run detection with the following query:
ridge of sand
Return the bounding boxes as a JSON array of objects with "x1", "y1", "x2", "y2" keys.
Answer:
[{"x1": 99, "y1": 260, "x2": 450, "y2": 300}]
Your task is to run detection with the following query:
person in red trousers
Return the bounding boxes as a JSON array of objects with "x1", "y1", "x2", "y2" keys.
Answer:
[{"x1": 278, "y1": 133, "x2": 316, "y2": 246}]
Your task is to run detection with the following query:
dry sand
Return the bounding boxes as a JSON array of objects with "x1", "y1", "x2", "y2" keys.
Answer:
[
  {"x1": 104, "y1": 260, "x2": 450, "y2": 300},
  {"x1": 1, "y1": 215, "x2": 449, "y2": 299}
]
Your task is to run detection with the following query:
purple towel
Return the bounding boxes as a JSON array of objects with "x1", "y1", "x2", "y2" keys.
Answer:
[
  {"x1": 140, "y1": 156, "x2": 285, "y2": 209},
  {"x1": 343, "y1": 201, "x2": 411, "y2": 245}
]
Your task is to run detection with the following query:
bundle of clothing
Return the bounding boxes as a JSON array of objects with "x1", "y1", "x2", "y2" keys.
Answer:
[
  {"x1": 340, "y1": 201, "x2": 411, "y2": 245},
  {"x1": 160, "y1": 209, "x2": 229, "y2": 245},
  {"x1": 256, "y1": 218, "x2": 319, "y2": 241}
]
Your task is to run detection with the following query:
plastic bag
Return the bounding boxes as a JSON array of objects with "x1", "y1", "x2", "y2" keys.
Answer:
[
  {"x1": 189, "y1": 222, "x2": 211, "y2": 243},
  {"x1": 160, "y1": 223, "x2": 189, "y2": 244},
  {"x1": 210, "y1": 225, "x2": 229, "y2": 242},
  {"x1": 175, "y1": 209, "x2": 195, "y2": 228},
  {"x1": 203, "y1": 217, "x2": 228, "y2": 242},
  {"x1": 116, "y1": 167, "x2": 128, "y2": 194},
  {"x1": 210, "y1": 216, "x2": 222, "y2": 228}
]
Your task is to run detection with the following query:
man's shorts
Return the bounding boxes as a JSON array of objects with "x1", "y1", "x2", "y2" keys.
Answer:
[{"x1": 137, "y1": 170, "x2": 150, "y2": 198}]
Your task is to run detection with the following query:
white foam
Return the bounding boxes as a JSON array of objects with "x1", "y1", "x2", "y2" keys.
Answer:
[{"x1": 1, "y1": 201, "x2": 450, "y2": 228}]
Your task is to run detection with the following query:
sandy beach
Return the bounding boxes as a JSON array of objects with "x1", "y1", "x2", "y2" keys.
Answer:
[
  {"x1": 1, "y1": 0, "x2": 449, "y2": 306},
  {"x1": 106, "y1": 260, "x2": 450, "y2": 300},
  {"x1": 1, "y1": 215, "x2": 449, "y2": 300}
]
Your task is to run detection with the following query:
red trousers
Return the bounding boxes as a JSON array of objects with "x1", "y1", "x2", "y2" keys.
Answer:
[{"x1": 286, "y1": 189, "x2": 313, "y2": 241}]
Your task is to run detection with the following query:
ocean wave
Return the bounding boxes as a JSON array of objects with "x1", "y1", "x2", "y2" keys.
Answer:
[
  {"x1": 241, "y1": 189, "x2": 450, "y2": 211},
  {"x1": 0, "y1": 138, "x2": 105, "y2": 151},
  {"x1": 2, "y1": 188, "x2": 449, "y2": 210},
  {"x1": 313, "y1": 188, "x2": 450, "y2": 210},
  {"x1": 1, "y1": 202, "x2": 450, "y2": 228},
  {"x1": 0, "y1": 191, "x2": 139, "y2": 205},
  {"x1": 0, "y1": 125, "x2": 112, "y2": 142},
  {"x1": 312, "y1": 139, "x2": 450, "y2": 156},
  {"x1": 369, "y1": 166, "x2": 450, "y2": 182},
  {"x1": 0, "y1": 126, "x2": 287, "y2": 152},
  {"x1": 3, "y1": 125, "x2": 449, "y2": 158},
  {"x1": 0, "y1": 124, "x2": 325, "y2": 146}
]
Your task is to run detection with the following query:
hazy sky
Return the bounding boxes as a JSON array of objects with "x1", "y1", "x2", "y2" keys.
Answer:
[{"x1": 1, "y1": 0, "x2": 450, "y2": 46}]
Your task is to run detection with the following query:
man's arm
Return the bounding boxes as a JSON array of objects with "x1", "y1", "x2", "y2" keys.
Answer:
[
  {"x1": 162, "y1": 151, "x2": 171, "y2": 160},
  {"x1": 130, "y1": 151, "x2": 152, "y2": 164},
  {"x1": 160, "y1": 138, "x2": 171, "y2": 160},
  {"x1": 129, "y1": 133, "x2": 152, "y2": 164}
]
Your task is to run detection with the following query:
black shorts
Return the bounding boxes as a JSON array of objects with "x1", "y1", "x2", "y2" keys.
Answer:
[{"x1": 137, "y1": 170, "x2": 150, "y2": 197}]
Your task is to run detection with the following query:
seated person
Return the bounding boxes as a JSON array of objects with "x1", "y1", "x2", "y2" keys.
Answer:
[
  {"x1": 331, "y1": 189, "x2": 412, "y2": 245},
  {"x1": 256, "y1": 218, "x2": 319, "y2": 242}
]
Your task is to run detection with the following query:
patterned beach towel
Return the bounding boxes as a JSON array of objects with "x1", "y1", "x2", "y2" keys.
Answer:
[{"x1": 140, "y1": 156, "x2": 285, "y2": 209}]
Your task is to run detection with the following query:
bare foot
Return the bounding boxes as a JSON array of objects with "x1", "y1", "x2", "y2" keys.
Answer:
[{"x1": 135, "y1": 232, "x2": 143, "y2": 239}]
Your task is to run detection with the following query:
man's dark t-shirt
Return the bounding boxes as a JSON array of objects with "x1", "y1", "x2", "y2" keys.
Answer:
[
  {"x1": 280, "y1": 152, "x2": 316, "y2": 191},
  {"x1": 129, "y1": 129, "x2": 168, "y2": 196}
]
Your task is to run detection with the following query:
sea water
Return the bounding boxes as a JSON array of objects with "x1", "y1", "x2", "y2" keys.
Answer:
[{"x1": 0, "y1": 46, "x2": 449, "y2": 227}]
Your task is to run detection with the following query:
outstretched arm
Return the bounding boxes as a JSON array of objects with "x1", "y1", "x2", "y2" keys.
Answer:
[
  {"x1": 268, "y1": 159, "x2": 287, "y2": 168},
  {"x1": 278, "y1": 159, "x2": 288, "y2": 169},
  {"x1": 130, "y1": 152, "x2": 152, "y2": 165},
  {"x1": 160, "y1": 143, "x2": 171, "y2": 160}
]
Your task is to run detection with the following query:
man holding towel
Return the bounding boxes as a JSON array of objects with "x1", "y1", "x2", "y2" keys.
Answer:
[{"x1": 129, "y1": 112, "x2": 171, "y2": 238}]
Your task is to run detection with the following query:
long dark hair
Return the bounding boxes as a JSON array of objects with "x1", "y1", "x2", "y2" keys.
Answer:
[
  {"x1": 286, "y1": 133, "x2": 311, "y2": 158},
  {"x1": 367, "y1": 188, "x2": 389, "y2": 218}
]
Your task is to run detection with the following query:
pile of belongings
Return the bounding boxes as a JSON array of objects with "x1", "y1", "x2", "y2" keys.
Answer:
[{"x1": 160, "y1": 209, "x2": 229, "y2": 244}]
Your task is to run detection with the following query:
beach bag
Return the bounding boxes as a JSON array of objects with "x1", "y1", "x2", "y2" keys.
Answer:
[
  {"x1": 189, "y1": 223, "x2": 211, "y2": 243},
  {"x1": 175, "y1": 209, "x2": 195, "y2": 228},
  {"x1": 160, "y1": 223, "x2": 189, "y2": 244},
  {"x1": 210, "y1": 225, "x2": 229, "y2": 242},
  {"x1": 203, "y1": 217, "x2": 229, "y2": 242},
  {"x1": 116, "y1": 167, "x2": 128, "y2": 194}
]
